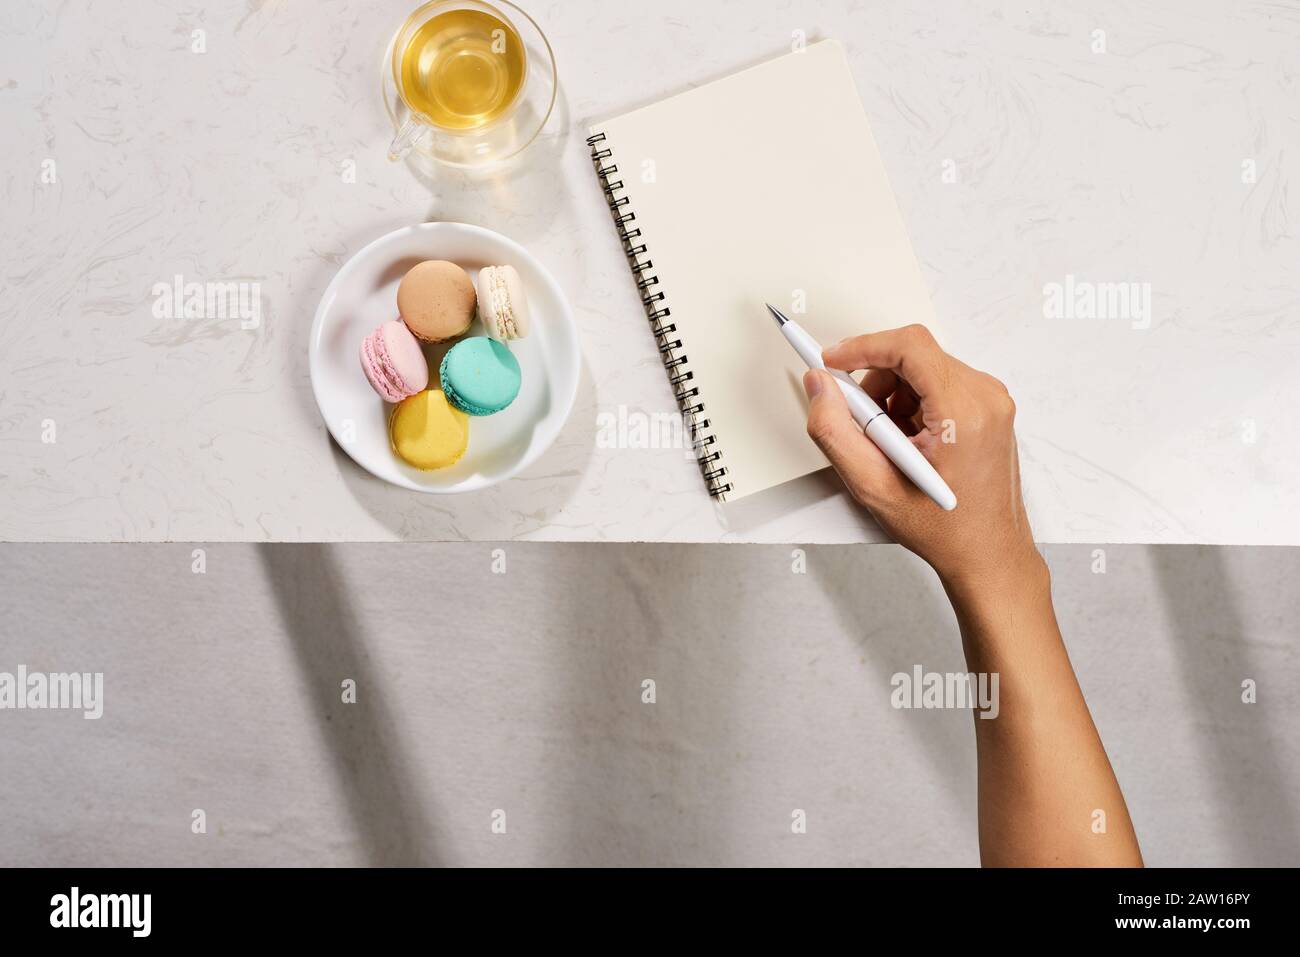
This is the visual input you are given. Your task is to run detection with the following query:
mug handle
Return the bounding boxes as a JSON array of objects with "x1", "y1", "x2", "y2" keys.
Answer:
[{"x1": 388, "y1": 116, "x2": 427, "y2": 162}]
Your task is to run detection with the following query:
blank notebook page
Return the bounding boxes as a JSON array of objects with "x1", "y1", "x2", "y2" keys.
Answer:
[{"x1": 592, "y1": 39, "x2": 938, "y2": 501}]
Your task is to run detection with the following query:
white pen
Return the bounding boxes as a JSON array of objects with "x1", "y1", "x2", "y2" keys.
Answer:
[{"x1": 766, "y1": 303, "x2": 957, "y2": 511}]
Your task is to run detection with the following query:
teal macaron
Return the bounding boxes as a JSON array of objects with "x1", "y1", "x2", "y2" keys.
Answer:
[{"x1": 438, "y1": 336, "x2": 522, "y2": 416}]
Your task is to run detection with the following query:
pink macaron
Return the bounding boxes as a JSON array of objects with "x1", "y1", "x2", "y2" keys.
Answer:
[{"x1": 360, "y1": 319, "x2": 429, "y2": 403}]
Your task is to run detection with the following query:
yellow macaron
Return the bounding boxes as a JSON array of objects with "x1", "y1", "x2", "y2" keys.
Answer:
[{"x1": 389, "y1": 389, "x2": 469, "y2": 470}]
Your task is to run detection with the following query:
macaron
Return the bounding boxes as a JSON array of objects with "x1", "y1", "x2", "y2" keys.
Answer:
[
  {"x1": 359, "y1": 319, "x2": 429, "y2": 402},
  {"x1": 439, "y1": 337, "x2": 521, "y2": 416},
  {"x1": 476, "y1": 264, "x2": 531, "y2": 341},
  {"x1": 389, "y1": 389, "x2": 470, "y2": 470},
  {"x1": 397, "y1": 260, "x2": 476, "y2": 342}
]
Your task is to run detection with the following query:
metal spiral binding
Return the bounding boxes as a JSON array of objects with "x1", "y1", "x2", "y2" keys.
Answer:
[{"x1": 586, "y1": 131, "x2": 732, "y2": 500}]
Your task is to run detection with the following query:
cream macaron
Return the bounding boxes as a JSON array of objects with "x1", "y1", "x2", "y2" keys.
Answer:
[{"x1": 476, "y1": 264, "x2": 530, "y2": 342}]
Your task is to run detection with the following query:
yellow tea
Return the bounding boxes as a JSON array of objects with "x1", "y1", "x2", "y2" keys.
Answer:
[{"x1": 399, "y1": 8, "x2": 526, "y2": 130}]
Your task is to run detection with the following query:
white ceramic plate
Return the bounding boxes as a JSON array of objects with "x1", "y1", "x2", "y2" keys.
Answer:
[{"x1": 309, "y1": 222, "x2": 580, "y2": 493}]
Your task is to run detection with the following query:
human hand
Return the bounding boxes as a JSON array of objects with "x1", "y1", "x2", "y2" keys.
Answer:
[{"x1": 804, "y1": 325, "x2": 1039, "y2": 587}]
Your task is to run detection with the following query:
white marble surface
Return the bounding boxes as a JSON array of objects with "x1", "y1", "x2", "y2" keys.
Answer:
[{"x1": 1, "y1": 0, "x2": 1297, "y2": 543}]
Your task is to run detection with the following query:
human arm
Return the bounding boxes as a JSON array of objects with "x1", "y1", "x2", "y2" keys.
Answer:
[{"x1": 804, "y1": 325, "x2": 1142, "y2": 866}]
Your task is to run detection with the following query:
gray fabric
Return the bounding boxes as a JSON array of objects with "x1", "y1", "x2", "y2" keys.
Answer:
[{"x1": 0, "y1": 543, "x2": 1295, "y2": 866}]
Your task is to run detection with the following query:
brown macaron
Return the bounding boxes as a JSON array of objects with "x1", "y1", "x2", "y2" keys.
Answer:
[{"x1": 397, "y1": 260, "x2": 477, "y2": 342}]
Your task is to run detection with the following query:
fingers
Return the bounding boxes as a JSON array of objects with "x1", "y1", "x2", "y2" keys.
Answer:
[
  {"x1": 822, "y1": 324, "x2": 953, "y2": 405},
  {"x1": 860, "y1": 368, "x2": 898, "y2": 403},
  {"x1": 802, "y1": 370, "x2": 896, "y2": 501},
  {"x1": 860, "y1": 367, "x2": 919, "y2": 433},
  {"x1": 887, "y1": 380, "x2": 920, "y2": 422}
]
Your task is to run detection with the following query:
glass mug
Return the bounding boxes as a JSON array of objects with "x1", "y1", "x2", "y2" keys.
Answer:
[{"x1": 386, "y1": 0, "x2": 556, "y2": 168}]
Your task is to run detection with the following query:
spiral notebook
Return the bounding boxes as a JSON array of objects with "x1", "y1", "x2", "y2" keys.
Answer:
[{"x1": 587, "y1": 39, "x2": 937, "y2": 502}]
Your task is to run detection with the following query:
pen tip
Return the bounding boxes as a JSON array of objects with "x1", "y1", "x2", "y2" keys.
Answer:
[{"x1": 765, "y1": 303, "x2": 788, "y2": 327}]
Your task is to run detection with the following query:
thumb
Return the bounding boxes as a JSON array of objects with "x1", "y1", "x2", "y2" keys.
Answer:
[{"x1": 803, "y1": 370, "x2": 894, "y2": 495}]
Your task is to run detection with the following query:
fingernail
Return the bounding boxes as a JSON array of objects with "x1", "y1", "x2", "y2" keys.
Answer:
[{"x1": 803, "y1": 370, "x2": 823, "y2": 398}]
